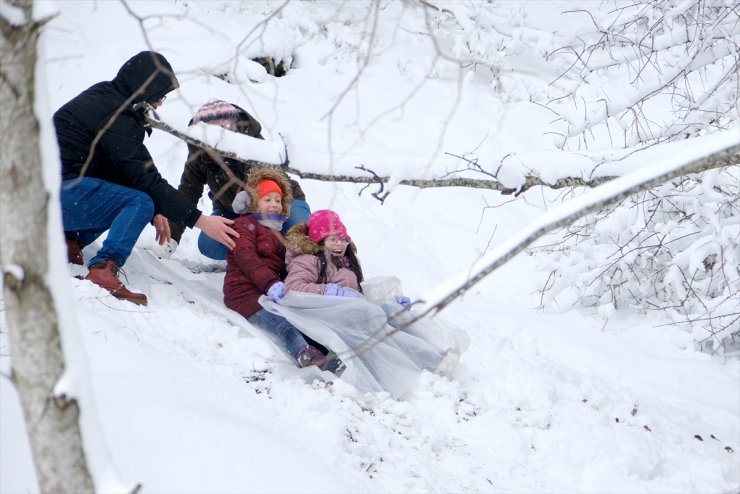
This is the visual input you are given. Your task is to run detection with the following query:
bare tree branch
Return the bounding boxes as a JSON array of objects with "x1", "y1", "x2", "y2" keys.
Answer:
[{"x1": 393, "y1": 140, "x2": 740, "y2": 333}]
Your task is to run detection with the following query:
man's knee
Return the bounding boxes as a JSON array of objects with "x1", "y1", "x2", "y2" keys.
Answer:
[
  {"x1": 130, "y1": 190, "x2": 155, "y2": 217},
  {"x1": 198, "y1": 231, "x2": 228, "y2": 260}
]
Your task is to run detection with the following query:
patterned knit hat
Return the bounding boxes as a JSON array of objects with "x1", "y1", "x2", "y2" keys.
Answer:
[
  {"x1": 192, "y1": 100, "x2": 239, "y2": 130},
  {"x1": 307, "y1": 210, "x2": 350, "y2": 243}
]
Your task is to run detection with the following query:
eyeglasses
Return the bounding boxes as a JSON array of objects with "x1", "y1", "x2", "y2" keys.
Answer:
[
  {"x1": 325, "y1": 236, "x2": 349, "y2": 244},
  {"x1": 150, "y1": 96, "x2": 166, "y2": 108}
]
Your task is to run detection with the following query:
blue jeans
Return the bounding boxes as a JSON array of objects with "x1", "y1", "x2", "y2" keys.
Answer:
[
  {"x1": 199, "y1": 199, "x2": 311, "y2": 261},
  {"x1": 61, "y1": 178, "x2": 154, "y2": 267},
  {"x1": 248, "y1": 308, "x2": 308, "y2": 360}
]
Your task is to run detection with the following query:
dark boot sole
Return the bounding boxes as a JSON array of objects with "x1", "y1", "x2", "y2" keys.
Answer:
[
  {"x1": 115, "y1": 296, "x2": 148, "y2": 306},
  {"x1": 320, "y1": 352, "x2": 346, "y2": 377}
]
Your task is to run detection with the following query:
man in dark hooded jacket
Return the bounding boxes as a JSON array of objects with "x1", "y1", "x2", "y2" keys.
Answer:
[{"x1": 55, "y1": 51, "x2": 238, "y2": 305}]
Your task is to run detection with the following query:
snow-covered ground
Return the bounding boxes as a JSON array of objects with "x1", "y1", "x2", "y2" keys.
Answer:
[{"x1": 2, "y1": 1, "x2": 738, "y2": 493}]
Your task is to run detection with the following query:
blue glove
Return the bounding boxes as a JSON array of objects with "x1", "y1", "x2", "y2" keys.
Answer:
[
  {"x1": 324, "y1": 283, "x2": 361, "y2": 298},
  {"x1": 396, "y1": 296, "x2": 411, "y2": 310},
  {"x1": 267, "y1": 281, "x2": 285, "y2": 302}
]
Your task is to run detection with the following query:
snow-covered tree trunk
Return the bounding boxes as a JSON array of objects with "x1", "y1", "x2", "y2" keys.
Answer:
[{"x1": 0, "y1": 2, "x2": 94, "y2": 492}]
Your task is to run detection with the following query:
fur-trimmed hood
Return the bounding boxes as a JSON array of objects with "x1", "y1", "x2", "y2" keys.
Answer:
[
  {"x1": 284, "y1": 223, "x2": 357, "y2": 256},
  {"x1": 244, "y1": 167, "x2": 293, "y2": 217}
]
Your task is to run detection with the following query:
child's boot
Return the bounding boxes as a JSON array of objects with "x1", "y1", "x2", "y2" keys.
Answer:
[
  {"x1": 297, "y1": 345, "x2": 326, "y2": 368},
  {"x1": 319, "y1": 351, "x2": 346, "y2": 377}
]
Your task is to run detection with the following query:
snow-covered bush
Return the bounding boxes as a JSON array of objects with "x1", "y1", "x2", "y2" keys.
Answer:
[
  {"x1": 420, "y1": 0, "x2": 562, "y2": 100},
  {"x1": 419, "y1": 0, "x2": 739, "y2": 152},
  {"x1": 537, "y1": 167, "x2": 739, "y2": 354},
  {"x1": 545, "y1": 0, "x2": 740, "y2": 150}
]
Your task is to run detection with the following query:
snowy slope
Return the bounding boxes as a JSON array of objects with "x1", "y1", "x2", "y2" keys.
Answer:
[
  {"x1": 1, "y1": 1, "x2": 739, "y2": 493},
  {"x1": 4, "y1": 181, "x2": 738, "y2": 493}
]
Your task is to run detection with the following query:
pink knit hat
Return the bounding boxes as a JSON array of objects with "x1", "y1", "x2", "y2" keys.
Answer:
[
  {"x1": 307, "y1": 210, "x2": 350, "y2": 243},
  {"x1": 192, "y1": 100, "x2": 239, "y2": 130}
]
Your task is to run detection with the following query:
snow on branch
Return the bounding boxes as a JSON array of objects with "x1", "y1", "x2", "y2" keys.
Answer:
[
  {"x1": 142, "y1": 104, "x2": 619, "y2": 196},
  {"x1": 0, "y1": 0, "x2": 26, "y2": 28},
  {"x1": 143, "y1": 104, "x2": 737, "y2": 206},
  {"x1": 548, "y1": 1, "x2": 739, "y2": 149},
  {"x1": 138, "y1": 102, "x2": 287, "y2": 165},
  {"x1": 143, "y1": 105, "x2": 699, "y2": 201}
]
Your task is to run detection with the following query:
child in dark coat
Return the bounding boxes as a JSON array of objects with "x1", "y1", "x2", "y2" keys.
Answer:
[{"x1": 223, "y1": 168, "x2": 343, "y2": 374}]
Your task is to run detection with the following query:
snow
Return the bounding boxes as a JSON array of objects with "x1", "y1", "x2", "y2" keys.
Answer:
[
  {"x1": 1, "y1": 1, "x2": 739, "y2": 493},
  {"x1": 0, "y1": 0, "x2": 25, "y2": 26},
  {"x1": 180, "y1": 120, "x2": 287, "y2": 165},
  {"x1": 31, "y1": 0, "x2": 57, "y2": 22}
]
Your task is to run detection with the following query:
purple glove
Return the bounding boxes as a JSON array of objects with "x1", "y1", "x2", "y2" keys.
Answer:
[
  {"x1": 267, "y1": 281, "x2": 285, "y2": 302},
  {"x1": 396, "y1": 296, "x2": 411, "y2": 310},
  {"x1": 324, "y1": 283, "x2": 361, "y2": 298}
]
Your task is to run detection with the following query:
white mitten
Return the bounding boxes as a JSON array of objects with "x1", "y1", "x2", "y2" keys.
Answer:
[{"x1": 152, "y1": 239, "x2": 178, "y2": 259}]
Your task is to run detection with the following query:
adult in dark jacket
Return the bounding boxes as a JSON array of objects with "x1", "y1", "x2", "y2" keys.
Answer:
[
  {"x1": 55, "y1": 51, "x2": 238, "y2": 305},
  {"x1": 166, "y1": 99, "x2": 310, "y2": 261}
]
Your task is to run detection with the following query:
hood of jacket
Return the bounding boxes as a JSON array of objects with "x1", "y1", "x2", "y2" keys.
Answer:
[
  {"x1": 113, "y1": 51, "x2": 179, "y2": 104},
  {"x1": 233, "y1": 103, "x2": 263, "y2": 138},
  {"x1": 245, "y1": 167, "x2": 293, "y2": 217},
  {"x1": 284, "y1": 223, "x2": 358, "y2": 256}
]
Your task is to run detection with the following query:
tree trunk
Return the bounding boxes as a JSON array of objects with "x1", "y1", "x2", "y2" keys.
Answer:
[{"x1": 0, "y1": 2, "x2": 94, "y2": 492}]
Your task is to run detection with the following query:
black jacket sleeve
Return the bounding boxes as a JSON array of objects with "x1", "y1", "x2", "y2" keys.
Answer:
[
  {"x1": 171, "y1": 147, "x2": 208, "y2": 242},
  {"x1": 96, "y1": 109, "x2": 202, "y2": 227}
]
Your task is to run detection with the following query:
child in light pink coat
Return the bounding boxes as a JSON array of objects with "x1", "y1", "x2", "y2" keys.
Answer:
[{"x1": 283, "y1": 209, "x2": 366, "y2": 298}]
